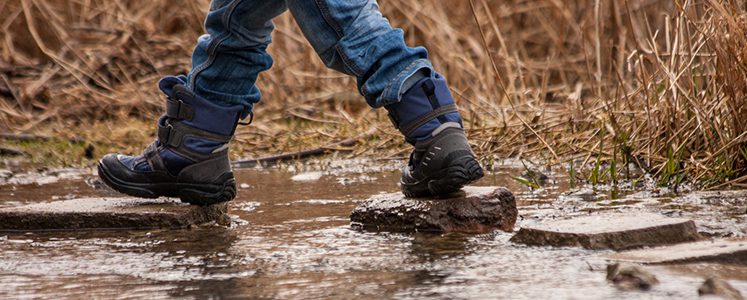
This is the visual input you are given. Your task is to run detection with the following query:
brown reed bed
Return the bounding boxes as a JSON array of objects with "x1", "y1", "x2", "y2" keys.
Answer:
[{"x1": 1, "y1": 0, "x2": 746, "y2": 188}]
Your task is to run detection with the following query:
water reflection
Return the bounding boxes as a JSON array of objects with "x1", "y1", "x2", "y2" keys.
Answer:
[{"x1": 410, "y1": 233, "x2": 472, "y2": 263}]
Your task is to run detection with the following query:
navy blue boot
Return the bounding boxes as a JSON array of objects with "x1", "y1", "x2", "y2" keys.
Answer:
[
  {"x1": 98, "y1": 76, "x2": 244, "y2": 205},
  {"x1": 386, "y1": 74, "x2": 484, "y2": 197}
]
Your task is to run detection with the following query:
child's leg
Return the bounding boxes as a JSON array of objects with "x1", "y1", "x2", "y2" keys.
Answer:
[
  {"x1": 286, "y1": 0, "x2": 431, "y2": 108},
  {"x1": 188, "y1": 0, "x2": 288, "y2": 113},
  {"x1": 287, "y1": 0, "x2": 483, "y2": 197},
  {"x1": 98, "y1": 0, "x2": 288, "y2": 205}
]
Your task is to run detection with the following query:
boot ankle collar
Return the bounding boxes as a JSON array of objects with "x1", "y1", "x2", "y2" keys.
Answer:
[{"x1": 167, "y1": 83, "x2": 244, "y2": 136}]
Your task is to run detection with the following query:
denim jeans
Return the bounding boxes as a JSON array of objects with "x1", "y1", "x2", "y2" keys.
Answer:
[{"x1": 185, "y1": 0, "x2": 434, "y2": 116}]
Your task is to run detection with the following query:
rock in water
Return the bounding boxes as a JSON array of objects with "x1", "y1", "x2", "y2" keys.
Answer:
[
  {"x1": 608, "y1": 238, "x2": 747, "y2": 265},
  {"x1": 350, "y1": 186, "x2": 517, "y2": 233},
  {"x1": 0, "y1": 197, "x2": 228, "y2": 231},
  {"x1": 606, "y1": 263, "x2": 659, "y2": 291},
  {"x1": 699, "y1": 277, "x2": 744, "y2": 300},
  {"x1": 510, "y1": 213, "x2": 700, "y2": 250}
]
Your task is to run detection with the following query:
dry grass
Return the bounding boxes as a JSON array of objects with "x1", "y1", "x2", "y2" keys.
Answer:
[{"x1": 1, "y1": 0, "x2": 746, "y2": 188}]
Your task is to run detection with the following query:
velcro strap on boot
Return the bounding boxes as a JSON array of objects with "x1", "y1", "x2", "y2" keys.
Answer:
[
  {"x1": 165, "y1": 99, "x2": 194, "y2": 120},
  {"x1": 157, "y1": 122, "x2": 174, "y2": 145},
  {"x1": 142, "y1": 141, "x2": 167, "y2": 172},
  {"x1": 157, "y1": 121, "x2": 232, "y2": 149},
  {"x1": 398, "y1": 104, "x2": 459, "y2": 138},
  {"x1": 155, "y1": 121, "x2": 234, "y2": 162}
]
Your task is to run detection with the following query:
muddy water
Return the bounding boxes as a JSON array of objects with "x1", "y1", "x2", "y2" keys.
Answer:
[{"x1": 0, "y1": 162, "x2": 746, "y2": 299}]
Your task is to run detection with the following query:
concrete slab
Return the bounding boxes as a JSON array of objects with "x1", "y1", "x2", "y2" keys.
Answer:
[
  {"x1": 0, "y1": 197, "x2": 228, "y2": 231},
  {"x1": 350, "y1": 186, "x2": 517, "y2": 234},
  {"x1": 510, "y1": 213, "x2": 701, "y2": 250},
  {"x1": 608, "y1": 239, "x2": 747, "y2": 265}
]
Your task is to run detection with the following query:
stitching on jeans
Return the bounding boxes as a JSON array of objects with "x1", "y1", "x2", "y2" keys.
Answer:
[
  {"x1": 335, "y1": 44, "x2": 364, "y2": 77},
  {"x1": 189, "y1": 0, "x2": 245, "y2": 90}
]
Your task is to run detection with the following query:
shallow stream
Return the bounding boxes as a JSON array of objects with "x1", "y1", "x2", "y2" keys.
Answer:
[{"x1": 0, "y1": 161, "x2": 745, "y2": 299}]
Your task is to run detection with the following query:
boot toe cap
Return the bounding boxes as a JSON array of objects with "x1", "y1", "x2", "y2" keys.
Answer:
[{"x1": 99, "y1": 153, "x2": 171, "y2": 184}]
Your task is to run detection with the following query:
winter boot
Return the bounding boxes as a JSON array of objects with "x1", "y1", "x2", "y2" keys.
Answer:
[
  {"x1": 98, "y1": 76, "x2": 244, "y2": 205},
  {"x1": 386, "y1": 73, "x2": 484, "y2": 197}
]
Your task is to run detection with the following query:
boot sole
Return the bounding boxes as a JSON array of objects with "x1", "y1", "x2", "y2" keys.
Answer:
[
  {"x1": 97, "y1": 162, "x2": 236, "y2": 206},
  {"x1": 401, "y1": 156, "x2": 484, "y2": 198}
]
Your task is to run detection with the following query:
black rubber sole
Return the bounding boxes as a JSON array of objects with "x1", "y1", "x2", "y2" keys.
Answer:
[
  {"x1": 401, "y1": 156, "x2": 484, "y2": 198},
  {"x1": 97, "y1": 162, "x2": 236, "y2": 206}
]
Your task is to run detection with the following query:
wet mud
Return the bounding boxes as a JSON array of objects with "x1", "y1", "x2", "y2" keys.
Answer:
[{"x1": 0, "y1": 160, "x2": 746, "y2": 299}]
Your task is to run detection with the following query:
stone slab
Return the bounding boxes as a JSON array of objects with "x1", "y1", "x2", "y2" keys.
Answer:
[
  {"x1": 350, "y1": 186, "x2": 517, "y2": 234},
  {"x1": 510, "y1": 213, "x2": 701, "y2": 250},
  {"x1": 608, "y1": 239, "x2": 747, "y2": 265},
  {"x1": 606, "y1": 263, "x2": 659, "y2": 290},
  {"x1": 699, "y1": 277, "x2": 745, "y2": 300},
  {"x1": 0, "y1": 197, "x2": 228, "y2": 231}
]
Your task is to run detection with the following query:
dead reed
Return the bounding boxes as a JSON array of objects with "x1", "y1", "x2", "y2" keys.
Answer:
[{"x1": 1, "y1": 0, "x2": 746, "y2": 188}]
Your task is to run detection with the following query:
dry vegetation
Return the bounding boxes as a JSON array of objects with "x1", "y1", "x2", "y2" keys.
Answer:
[{"x1": 1, "y1": 0, "x2": 746, "y2": 188}]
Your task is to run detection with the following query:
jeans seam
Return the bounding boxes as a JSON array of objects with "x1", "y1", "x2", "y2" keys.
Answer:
[
  {"x1": 189, "y1": 0, "x2": 245, "y2": 90},
  {"x1": 335, "y1": 45, "x2": 364, "y2": 76}
]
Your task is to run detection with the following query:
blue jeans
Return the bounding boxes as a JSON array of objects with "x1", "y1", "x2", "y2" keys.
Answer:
[{"x1": 185, "y1": 0, "x2": 433, "y2": 116}]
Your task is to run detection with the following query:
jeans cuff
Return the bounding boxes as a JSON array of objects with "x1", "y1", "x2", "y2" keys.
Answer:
[{"x1": 377, "y1": 59, "x2": 433, "y2": 107}]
